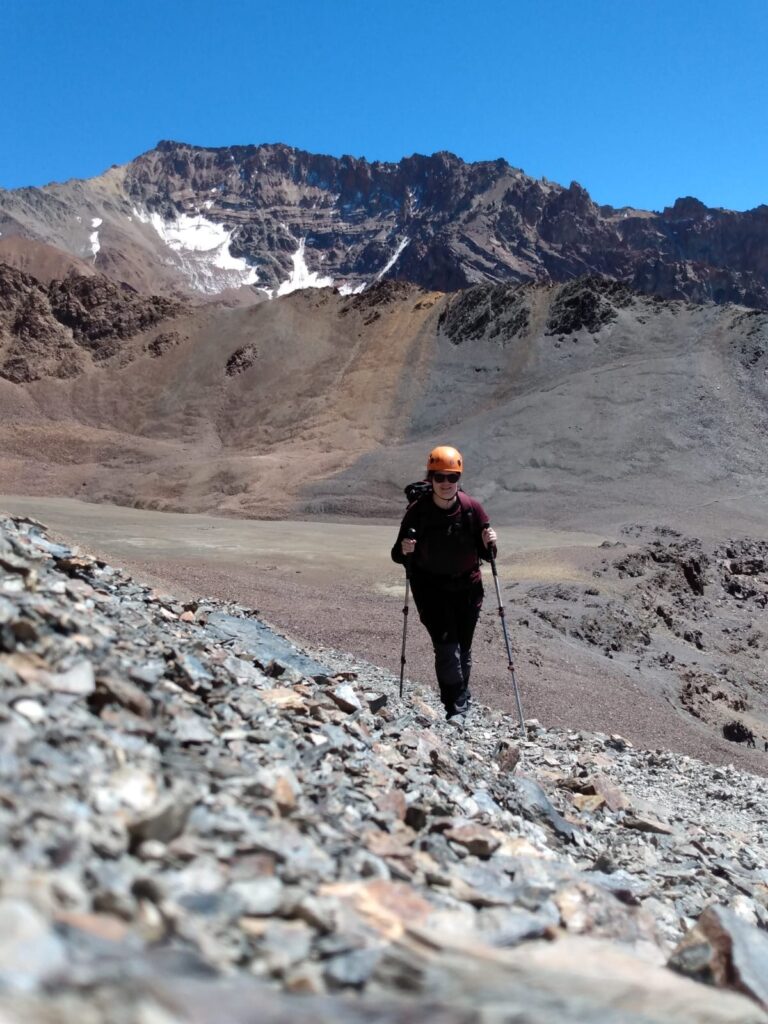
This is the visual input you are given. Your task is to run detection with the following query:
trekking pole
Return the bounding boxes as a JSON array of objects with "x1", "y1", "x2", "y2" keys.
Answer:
[
  {"x1": 399, "y1": 528, "x2": 416, "y2": 699},
  {"x1": 488, "y1": 532, "x2": 526, "y2": 737}
]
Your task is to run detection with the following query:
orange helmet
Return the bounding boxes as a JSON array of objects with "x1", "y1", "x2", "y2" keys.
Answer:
[{"x1": 427, "y1": 445, "x2": 463, "y2": 474}]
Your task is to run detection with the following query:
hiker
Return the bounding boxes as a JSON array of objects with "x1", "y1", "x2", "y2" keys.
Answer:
[{"x1": 391, "y1": 445, "x2": 496, "y2": 720}]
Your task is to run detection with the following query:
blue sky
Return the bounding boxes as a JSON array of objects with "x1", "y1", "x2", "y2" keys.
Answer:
[{"x1": 4, "y1": 0, "x2": 767, "y2": 212}]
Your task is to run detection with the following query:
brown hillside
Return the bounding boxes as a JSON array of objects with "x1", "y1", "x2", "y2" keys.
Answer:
[
  {"x1": 0, "y1": 236, "x2": 97, "y2": 284},
  {"x1": 2, "y1": 276, "x2": 768, "y2": 535}
]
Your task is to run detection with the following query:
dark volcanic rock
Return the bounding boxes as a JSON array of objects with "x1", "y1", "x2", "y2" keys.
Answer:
[
  {"x1": 225, "y1": 343, "x2": 258, "y2": 376},
  {"x1": 438, "y1": 283, "x2": 531, "y2": 345},
  {"x1": 47, "y1": 274, "x2": 179, "y2": 355},
  {"x1": 0, "y1": 261, "x2": 181, "y2": 380},
  {"x1": 146, "y1": 331, "x2": 182, "y2": 357},
  {"x1": 0, "y1": 263, "x2": 82, "y2": 381},
  {"x1": 545, "y1": 277, "x2": 633, "y2": 335}
]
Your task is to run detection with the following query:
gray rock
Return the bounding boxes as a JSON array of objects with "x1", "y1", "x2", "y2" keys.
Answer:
[
  {"x1": 128, "y1": 790, "x2": 196, "y2": 846},
  {"x1": 171, "y1": 714, "x2": 216, "y2": 744},
  {"x1": 475, "y1": 904, "x2": 560, "y2": 946},
  {"x1": 0, "y1": 899, "x2": 67, "y2": 992},
  {"x1": 509, "y1": 776, "x2": 580, "y2": 842},
  {"x1": 229, "y1": 878, "x2": 284, "y2": 917},
  {"x1": 48, "y1": 660, "x2": 95, "y2": 696},
  {"x1": 257, "y1": 920, "x2": 314, "y2": 974},
  {"x1": 206, "y1": 612, "x2": 332, "y2": 680},
  {"x1": 324, "y1": 948, "x2": 383, "y2": 989},
  {"x1": 670, "y1": 905, "x2": 768, "y2": 1010}
]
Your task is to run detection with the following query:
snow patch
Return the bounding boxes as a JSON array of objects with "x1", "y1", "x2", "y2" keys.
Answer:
[
  {"x1": 374, "y1": 236, "x2": 410, "y2": 281},
  {"x1": 276, "y1": 238, "x2": 334, "y2": 296},
  {"x1": 89, "y1": 217, "x2": 103, "y2": 260},
  {"x1": 339, "y1": 282, "x2": 367, "y2": 296},
  {"x1": 133, "y1": 207, "x2": 259, "y2": 294}
]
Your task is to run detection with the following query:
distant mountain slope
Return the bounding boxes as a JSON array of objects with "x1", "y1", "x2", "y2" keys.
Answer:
[
  {"x1": 2, "y1": 272, "x2": 768, "y2": 531},
  {"x1": 0, "y1": 236, "x2": 97, "y2": 285},
  {"x1": 1, "y1": 141, "x2": 768, "y2": 305}
]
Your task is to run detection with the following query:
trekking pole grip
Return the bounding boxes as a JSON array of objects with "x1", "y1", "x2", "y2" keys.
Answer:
[
  {"x1": 404, "y1": 527, "x2": 416, "y2": 573},
  {"x1": 484, "y1": 522, "x2": 498, "y2": 563}
]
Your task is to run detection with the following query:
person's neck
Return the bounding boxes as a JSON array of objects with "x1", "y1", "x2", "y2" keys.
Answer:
[{"x1": 432, "y1": 491, "x2": 458, "y2": 510}]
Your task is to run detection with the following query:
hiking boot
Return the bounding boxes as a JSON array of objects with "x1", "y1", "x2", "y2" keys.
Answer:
[{"x1": 446, "y1": 693, "x2": 471, "y2": 721}]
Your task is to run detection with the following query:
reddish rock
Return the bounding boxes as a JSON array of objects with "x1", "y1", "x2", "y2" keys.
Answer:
[{"x1": 444, "y1": 824, "x2": 502, "y2": 858}]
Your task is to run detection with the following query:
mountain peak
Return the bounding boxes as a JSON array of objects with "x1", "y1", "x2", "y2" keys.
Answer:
[{"x1": 1, "y1": 141, "x2": 767, "y2": 306}]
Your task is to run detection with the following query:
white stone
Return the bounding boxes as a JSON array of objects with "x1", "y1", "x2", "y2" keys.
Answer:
[
  {"x1": 49, "y1": 660, "x2": 95, "y2": 696},
  {"x1": 12, "y1": 699, "x2": 45, "y2": 723}
]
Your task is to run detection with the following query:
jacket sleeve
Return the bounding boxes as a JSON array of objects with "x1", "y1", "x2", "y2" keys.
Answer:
[
  {"x1": 473, "y1": 499, "x2": 492, "y2": 561},
  {"x1": 391, "y1": 505, "x2": 418, "y2": 565}
]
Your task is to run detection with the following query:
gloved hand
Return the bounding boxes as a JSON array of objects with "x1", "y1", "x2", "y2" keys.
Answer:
[{"x1": 482, "y1": 526, "x2": 497, "y2": 550}]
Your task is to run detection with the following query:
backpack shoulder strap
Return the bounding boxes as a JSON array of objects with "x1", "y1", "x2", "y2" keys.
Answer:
[
  {"x1": 405, "y1": 491, "x2": 431, "y2": 541},
  {"x1": 456, "y1": 490, "x2": 475, "y2": 533}
]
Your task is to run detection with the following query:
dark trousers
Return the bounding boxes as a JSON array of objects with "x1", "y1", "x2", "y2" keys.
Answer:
[{"x1": 411, "y1": 578, "x2": 483, "y2": 713}]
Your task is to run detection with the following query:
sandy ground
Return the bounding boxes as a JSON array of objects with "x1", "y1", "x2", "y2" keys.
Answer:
[{"x1": 3, "y1": 494, "x2": 767, "y2": 776}]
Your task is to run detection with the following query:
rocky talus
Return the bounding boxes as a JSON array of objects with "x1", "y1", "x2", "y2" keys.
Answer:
[{"x1": 1, "y1": 513, "x2": 768, "y2": 1022}]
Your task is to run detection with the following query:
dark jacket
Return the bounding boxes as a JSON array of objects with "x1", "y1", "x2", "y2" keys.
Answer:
[{"x1": 391, "y1": 492, "x2": 490, "y2": 586}]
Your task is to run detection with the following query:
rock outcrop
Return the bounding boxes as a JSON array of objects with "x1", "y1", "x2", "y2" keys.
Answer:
[
  {"x1": 514, "y1": 527, "x2": 768, "y2": 750},
  {"x1": 0, "y1": 261, "x2": 180, "y2": 381},
  {"x1": 1, "y1": 512, "x2": 768, "y2": 1022}
]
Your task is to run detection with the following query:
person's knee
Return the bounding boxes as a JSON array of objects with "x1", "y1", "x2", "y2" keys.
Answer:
[{"x1": 435, "y1": 642, "x2": 462, "y2": 680}]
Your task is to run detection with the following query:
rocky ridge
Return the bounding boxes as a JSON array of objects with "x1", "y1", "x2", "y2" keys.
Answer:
[
  {"x1": 1, "y1": 513, "x2": 768, "y2": 1022},
  {"x1": 3, "y1": 141, "x2": 768, "y2": 305},
  {"x1": 0, "y1": 261, "x2": 180, "y2": 382}
]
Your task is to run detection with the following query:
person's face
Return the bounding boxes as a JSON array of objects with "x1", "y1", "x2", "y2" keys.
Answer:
[{"x1": 431, "y1": 471, "x2": 461, "y2": 499}]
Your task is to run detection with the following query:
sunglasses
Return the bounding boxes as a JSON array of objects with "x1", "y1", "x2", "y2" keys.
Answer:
[{"x1": 432, "y1": 472, "x2": 461, "y2": 483}]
